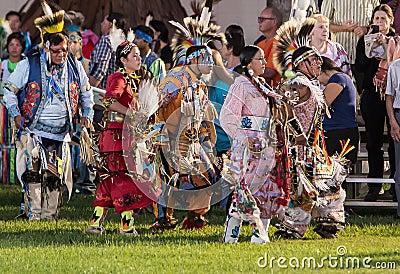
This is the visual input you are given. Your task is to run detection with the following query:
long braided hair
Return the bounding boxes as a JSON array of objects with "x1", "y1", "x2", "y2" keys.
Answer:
[
  {"x1": 233, "y1": 45, "x2": 277, "y2": 114},
  {"x1": 234, "y1": 45, "x2": 291, "y2": 202}
]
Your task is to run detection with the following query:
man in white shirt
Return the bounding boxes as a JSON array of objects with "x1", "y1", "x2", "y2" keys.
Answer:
[{"x1": 385, "y1": 58, "x2": 400, "y2": 218}]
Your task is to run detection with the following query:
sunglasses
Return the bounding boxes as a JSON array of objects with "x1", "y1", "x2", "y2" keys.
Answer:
[
  {"x1": 252, "y1": 57, "x2": 267, "y2": 62},
  {"x1": 69, "y1": 34, "x2": 82, "y2": 44},
  {"x1": 49, "y1": 47, "x2": 69, "y2": 55},
  {"x1": 258, "y1": 17, "x2": 275, "y2": 23},
  {"x1": 309, "y1": 57, "x2": 323, "y2": 66}
]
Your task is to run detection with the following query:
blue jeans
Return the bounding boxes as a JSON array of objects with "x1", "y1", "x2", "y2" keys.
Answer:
[{"x1": 75, "y1": 163, "x2": 97, "y2": 192}]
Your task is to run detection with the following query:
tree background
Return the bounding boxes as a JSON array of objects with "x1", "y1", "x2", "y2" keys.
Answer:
[
  {"x1": 19, "y1": 0, "x2": 188, "y2": 44},
  {"x1": 18, "y1": 0, "x2": 296, "y2": 45}
]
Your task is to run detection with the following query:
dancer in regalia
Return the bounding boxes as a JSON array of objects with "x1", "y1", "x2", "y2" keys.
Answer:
[
  {"x1": 151, "y1": 7, "x2": 222, "y2": 230},
  {"x1": 273, "y1": 19, "x2": 352, "y2": 239},
  {"x1": 221, "y1": 45, "x2": 290, "y2": 244},
  {"x1": 3, "y1": 2, "x2": 94, "y2": 220},
  {"x1": 86, "y1": 38, "x2": 159, "y2": 235}
]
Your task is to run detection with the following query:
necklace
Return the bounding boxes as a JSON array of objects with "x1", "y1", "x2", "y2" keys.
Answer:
[{"x1": 118, "y1": 67, "x2": 141, "y2": 93}]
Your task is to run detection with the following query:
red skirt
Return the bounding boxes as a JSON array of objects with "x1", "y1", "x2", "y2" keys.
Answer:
[
  {"x1": 93, "y1": 172, "x2": 154, "y2": 213},
  {"x1": 93, "y1": 123, "x2": 155, "y2": 213}
]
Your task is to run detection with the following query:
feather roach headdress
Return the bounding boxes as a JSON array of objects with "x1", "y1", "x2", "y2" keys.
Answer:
[
  {"x1": 273, "y1": 17, "x2": 316, "y2": 80},
  {"x1": 190, "y1": 0, "x2": 221, "y2": 17},
  {"x1": 169, "y1": 6, "x2": 224, "y2": 67},
  {"x1": 34, "y1": 1, "x2": 65, "y2": 46},
  {"x1": 109, "y1": 20, "x2": 135, "y2": 53}
]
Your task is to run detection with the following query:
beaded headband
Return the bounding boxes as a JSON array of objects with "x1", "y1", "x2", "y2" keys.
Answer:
[
  {"x1": 120, "y1": 41, "x2": 136, "y2": 55},
  {"x1": 293, "y1": 46, "x2": 321, "y2": 68}
]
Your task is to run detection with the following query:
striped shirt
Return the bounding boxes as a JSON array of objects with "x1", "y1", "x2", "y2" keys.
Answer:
[
  {"x1": 321, "y1": 0, "x2": 380, "y2": 64},
  {"x1": 386, "y1": 59, "x2": 400, "y2": 109}
]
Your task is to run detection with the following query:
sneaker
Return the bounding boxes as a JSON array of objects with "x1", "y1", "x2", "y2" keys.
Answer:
[
  {"x1": 250, "y1": 236, "x2": 268, "y2": 244},
  {"x1": 86, "y1": 226, "x2": 106, "y2": 235},
  {"x1": 75, "y1": 188, "x2": 95, "y2": 195},
  {"x1": 29, "y1": 213, "x2": 41, "y2": 221},
  {"x1": 250, "y1": 234, "x2": 269, "y2": 244},
  {"x1": 119, "y1": 228, "x2": 138, "y2": 236}
]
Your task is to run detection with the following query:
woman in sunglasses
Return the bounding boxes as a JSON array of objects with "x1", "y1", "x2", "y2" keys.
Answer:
[
  {"x1": 221, "y1": 45, "x2": 288, "y2": 244},
  {"x1": 69, "y1": 31, "x2": 89, "y2": 74}
]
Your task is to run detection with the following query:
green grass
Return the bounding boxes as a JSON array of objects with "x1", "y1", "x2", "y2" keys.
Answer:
[{"x1": 0, "y1": 184, "x2": 399, "y2": 273}]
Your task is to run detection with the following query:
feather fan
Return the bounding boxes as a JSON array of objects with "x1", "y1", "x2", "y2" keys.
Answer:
[{"x1": 138, "y1": 79, "x2": 160, "y2": 118}]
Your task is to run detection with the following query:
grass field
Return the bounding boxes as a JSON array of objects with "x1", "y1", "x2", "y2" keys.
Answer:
[{"x1": 0, "y1": 184, "x2": 399, "y2": 273}]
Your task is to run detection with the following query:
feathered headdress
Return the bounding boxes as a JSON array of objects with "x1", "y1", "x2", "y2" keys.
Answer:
[
  {"x1": 109, "y1": 21, "x2": 135, "y2": 52},
  {"x1": 109, "y1": 21, "x2": 135, "y2": 55},
  {"x1": 34, "y1": 1, "x2": 65, "y2": 45},
  {"x1": 169, "y1": 6, "x2": 224, "y2": 66},
  {"x1": 190, "y1": 0, "x2": 221, "y2": 17},
  {"x1": 144, "y1": 12, "x2": 153, "y2": 27},
  {"x1": 273, "y1": 17, "x2": 316, "y2": 80}
]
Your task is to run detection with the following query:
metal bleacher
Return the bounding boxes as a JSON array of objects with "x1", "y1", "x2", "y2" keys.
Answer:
[{"x1": 344, "y1": 125, "x2": 397, "y2": 208}]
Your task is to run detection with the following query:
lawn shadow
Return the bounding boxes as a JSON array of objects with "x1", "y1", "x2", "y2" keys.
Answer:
[
  {"x1": 0, "y1": 225, "x2": 224, "y2": 248},
  {"x1": 345, "y1": 207, "x2": 399, "y2": 225}
]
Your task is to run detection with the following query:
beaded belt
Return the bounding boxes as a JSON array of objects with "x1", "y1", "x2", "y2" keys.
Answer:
[
  {"x1": 239, "y1": 116, "x2": 269, "y2": 131},
  {"x1": 35, "y1": 122, "x2": 68, "y2": 134},
  {"x1": 107, "y1": 111, "x2": 125, "y2": 123}
]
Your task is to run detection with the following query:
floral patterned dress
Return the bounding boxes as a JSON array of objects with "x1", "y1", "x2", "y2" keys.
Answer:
[{"x1": 220, "y1": 75, "x2": 286, "y2": 221}]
